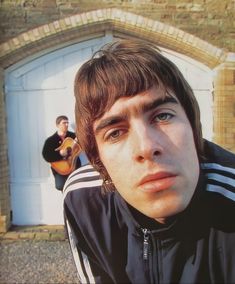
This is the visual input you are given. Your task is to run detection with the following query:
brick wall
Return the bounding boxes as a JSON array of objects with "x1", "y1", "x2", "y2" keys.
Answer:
[
  {"x1": 0, "y1": 0, "x2": 234, "y2": 52},
  {"x1": 0, "y1": 67, "x2": 11, "y2": 232},
  {"x1": 213, "y1": 58, "x2": 235, "y2": 152}
]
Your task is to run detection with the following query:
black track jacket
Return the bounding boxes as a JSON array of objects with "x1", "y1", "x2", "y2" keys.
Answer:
[
  {"x1": 42, "y1": 131, "x2": 76, "y2": 163},
  {"x1": 63, "y1": 140, "x2": 235, "y2": 283}
]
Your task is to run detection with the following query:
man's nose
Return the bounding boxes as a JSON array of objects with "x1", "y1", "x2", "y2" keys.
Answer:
[{"x1": 131, "y1": 123, "x2": 163, "y2": 163}]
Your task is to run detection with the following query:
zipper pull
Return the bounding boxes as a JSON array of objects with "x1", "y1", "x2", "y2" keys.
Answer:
[{"x1": 142, "y1": 228, "x2": 150, "y2": 260}]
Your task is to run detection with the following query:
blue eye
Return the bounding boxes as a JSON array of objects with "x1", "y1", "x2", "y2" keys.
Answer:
[
  {"x1": 155, "y1": 113, "x2": 174, "y2": 122},
  {"x1": 105, "y1": 129, "x2": 124, "y2": 142},
  {"x1": 110, "y1": 130, "x2": 120, "y2": 139}
]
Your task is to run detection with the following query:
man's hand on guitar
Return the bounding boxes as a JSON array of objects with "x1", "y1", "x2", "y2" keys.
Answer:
[
  {"x1": 59, "y1": 147, "x2": 71, "y2": 158},
  {"x1": 51, "y1": 137, "x2": 82, "y2": 175}
]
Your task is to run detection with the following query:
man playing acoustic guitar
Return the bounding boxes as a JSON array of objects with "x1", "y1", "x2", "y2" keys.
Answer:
[{"x1": 42, "y1": 115, "x2": 81, "y2": 191}]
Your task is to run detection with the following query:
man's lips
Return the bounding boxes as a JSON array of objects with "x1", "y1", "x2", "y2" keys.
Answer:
[{"x1": 138, "y1": 172, "x2": 177, "y2": 193}]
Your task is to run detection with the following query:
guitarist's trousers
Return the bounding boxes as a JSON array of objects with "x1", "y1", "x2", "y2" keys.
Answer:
[{"x1": 53, "y1": 172, "x2": 69, "y2": 191}]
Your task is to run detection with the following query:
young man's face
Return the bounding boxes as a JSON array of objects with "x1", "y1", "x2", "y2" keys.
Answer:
[
  {"x1": 57, "y1": 119, "x2": 69, "y2": 134},
  {"x1": 93, "y1": 86, "x2": 200, "y2": 223}
]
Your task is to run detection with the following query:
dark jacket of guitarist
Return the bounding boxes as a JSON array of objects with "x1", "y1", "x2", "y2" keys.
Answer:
[{"x1": 42, "y1": 115, "x2": 81, "y2": 191}]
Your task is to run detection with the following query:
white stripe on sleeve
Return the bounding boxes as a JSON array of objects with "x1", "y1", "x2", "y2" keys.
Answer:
[
  {"x1": 201, "y1": 163, "x2": 235, "y2": 175},
  {"x1": 206, "y1": 184, "x2": 235, "y2": 201},
  {"x1": 206, "y1": 173, "x2": 235, "y2": 188},
  {"x1": 66, "y1": 219, "x2": 96, "y2": 284}
]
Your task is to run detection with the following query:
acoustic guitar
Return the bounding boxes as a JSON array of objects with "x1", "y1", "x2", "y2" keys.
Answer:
[{"x1": 50, "y1": 137, "x2": 82, "y2": 175}]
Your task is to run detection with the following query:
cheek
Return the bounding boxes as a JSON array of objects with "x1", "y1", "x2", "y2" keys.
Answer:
[
  {"x1": 100, "y1": 146, "x2": 131, "y2": 185},
  {"x1": 172, "y1": 121, "x2": 196, "y2": 150},
  {"x1": 176, "y1": 125, "x2": 199, "y2": 178},
  {"x1": 182, "y1": 126, "x2": 198, "y2": 157},
  {"x1": 168, "y1": 122, "x2": 199, "y2": 169}
]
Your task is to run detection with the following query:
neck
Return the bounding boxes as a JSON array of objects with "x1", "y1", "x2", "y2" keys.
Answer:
[{"x1": 57, "y1": 130, "x2": 66, "y2": 137}]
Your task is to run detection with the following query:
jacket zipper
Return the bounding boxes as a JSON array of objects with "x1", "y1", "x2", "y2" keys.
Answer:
[
  {"x1": 142, "y1": 228, "x2": 156, "y2": 283},
  {"x1": 142, "y1": 228, "x2": 160, "y2": 283},
  {"x1": 142, "y1": 228, "x2": 150, "y2": 260}
]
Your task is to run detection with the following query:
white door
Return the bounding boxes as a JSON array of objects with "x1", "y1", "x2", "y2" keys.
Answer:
[
  {"x1": 5, "y1": 34, "x2": 213, "y2": 225},
  {"x1": 5, "y1": 36, "x2": 112, "y2": 225}
]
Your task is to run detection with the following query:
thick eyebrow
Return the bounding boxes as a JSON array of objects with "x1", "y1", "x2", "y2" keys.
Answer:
[
  {"x1": 94, "y1": 115, "x2": 128, "y2": 135},
  {"x1": 94, "y1": 96, "x2": 178, "y2": 135},
  {"x1": 140, "y1": 96, "x2": 178, "y2": 114}
]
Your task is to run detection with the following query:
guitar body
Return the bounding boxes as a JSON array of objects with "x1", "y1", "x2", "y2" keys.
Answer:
[
  {"x1": 51, "y1": 137, "x2": 82, "y2": 175},
  {"x1": 50, "y1": 160, "x2": 73, "y2": 175}
]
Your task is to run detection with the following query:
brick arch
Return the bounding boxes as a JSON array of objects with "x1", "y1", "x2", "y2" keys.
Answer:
[
  {"x1": 1, "y1": 8, "x2": 234, "y2": 233},
  {"x1": 0, "y1": 8, "x2": 228, "y2": 69}
]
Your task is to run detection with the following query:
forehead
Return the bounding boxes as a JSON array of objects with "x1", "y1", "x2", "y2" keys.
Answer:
[
  {"x1": 58, "y1": 119, "x2": 69, "y2": 124},
  {"x1": 100, "y1": 86, "x2": 178, "y2": 116}
]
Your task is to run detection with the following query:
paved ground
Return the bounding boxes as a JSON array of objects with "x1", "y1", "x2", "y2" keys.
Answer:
[
  {"x1": 0, "y1": 226, "x2": 80, "y2": 284},
  {"x1": 0, "y1": 225, "x2": 67, "y2": 242}
]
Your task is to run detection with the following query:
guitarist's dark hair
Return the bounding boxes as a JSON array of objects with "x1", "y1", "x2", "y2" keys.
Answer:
[
  {"x1": 56, "y1": 115, "x2": 69, "y2": 125},
  {"x1": 74, "y1": 39, "x2": 204, "y2": 192}
]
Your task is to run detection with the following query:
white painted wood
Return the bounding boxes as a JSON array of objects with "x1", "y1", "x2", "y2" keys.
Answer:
[
  {"x1": 161, "y1": 48, "x2": 213, "y2": 140},
  {"x1": 5, "y1": 34, "x2": 213, "y2": 225},
  {"x1": 5, "y1": 36, "x2": 110, "y2": 225}
]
